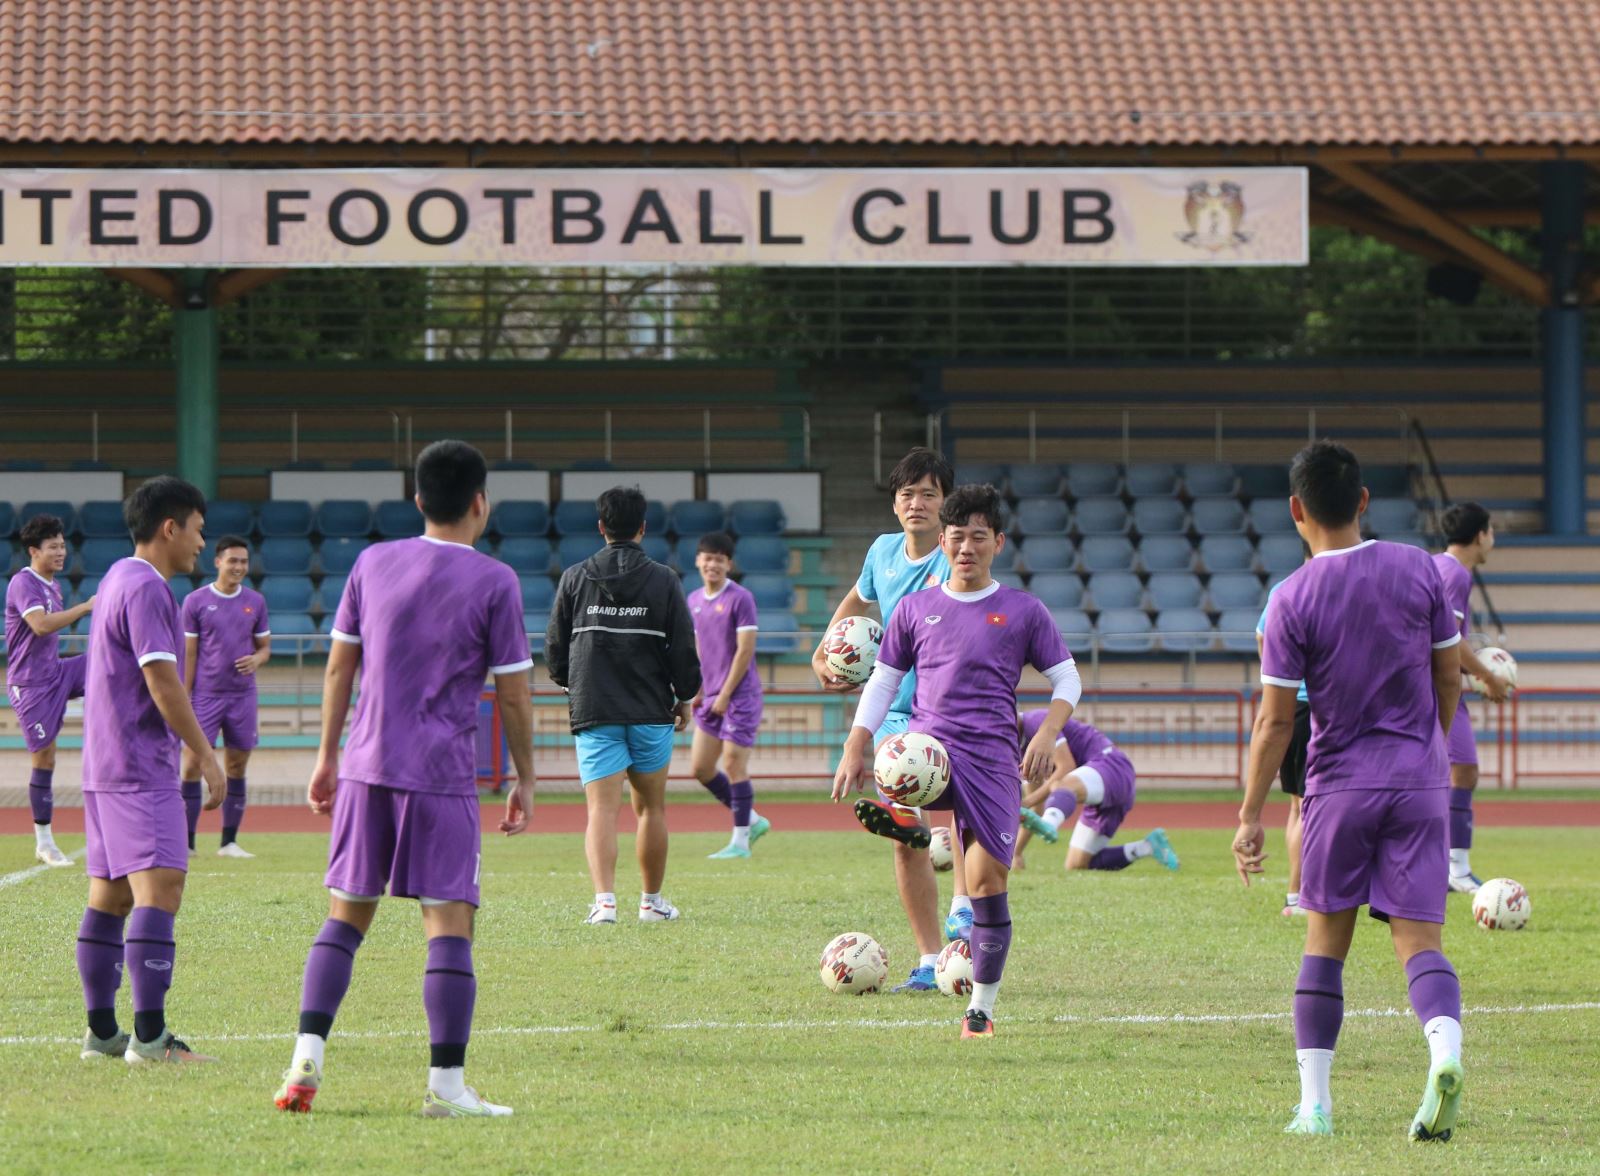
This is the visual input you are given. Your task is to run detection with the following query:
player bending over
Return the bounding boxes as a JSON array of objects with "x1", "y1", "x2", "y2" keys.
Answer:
[
  {"x1": 180, "y1": 535, "x2": 270, "y2": 858},
  {"x1": 835, "y1": 483, "x2": 1080, "y2": 1037},
  {"x1": 1013, "y1": 709, "x2": 1177, "y2": 872},
  {"x1": 1257, "y1": 573, "x2": 1312, "y2": 917},
  {"x1": 276, "y1": 441, "x2": 536, "y2": 1117},
  {"x1": 1234, "y1": 441, "x2": 1466, "y2": 1142},
  {"x1": 689, "y1": 531, "x2": 772, "y2": 858}
]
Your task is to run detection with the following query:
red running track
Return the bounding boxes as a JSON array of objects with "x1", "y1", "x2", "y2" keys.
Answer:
[{"x1": 6, "y1": 799, "x2": 1599, "y2": 836}]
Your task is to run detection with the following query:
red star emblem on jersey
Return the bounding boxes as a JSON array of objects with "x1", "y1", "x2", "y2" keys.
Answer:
[
  {"x1": 243, "y1": 606, "x2": 254, "y2": 614},
  {"x1": 986, "y1": 613, "x2": 1007, "y2": 626},
  {"x1": 714, "y1": 603, "x2": 724, "y2": 613}
]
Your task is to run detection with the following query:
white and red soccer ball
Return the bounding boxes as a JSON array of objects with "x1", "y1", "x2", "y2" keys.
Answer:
[
  {"x1": 819, "y1": 932, "x2": 889, "y2": 995},
  {"x1": 927, "y1": 825, "x2": 954, "y2": 871},
  {"x1": 873, "y1": 732, "x2": 951, "y2": 807},
  {"x1": 1464, "y1": 646, "x2": 1518, "y2": 696},
  {"x1": 935, "y1": 939, "x2": 973, "y2": 996},
  {"x1": 822, "y1": 615, "x2": 883, "y2": 685},
  {"x1": 1472, "y1": 877, "x2": 1531, "y2": 931}
]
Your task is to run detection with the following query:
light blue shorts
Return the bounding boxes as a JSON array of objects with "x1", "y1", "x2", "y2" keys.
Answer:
[
  {"x1": 873, "y1": 710, "x2": 910, "y2": 746},
  {"x1": 575, "y1": 723, "x2": 675, "y2": 784}
]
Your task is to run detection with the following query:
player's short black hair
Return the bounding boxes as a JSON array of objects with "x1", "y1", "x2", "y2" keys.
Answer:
[
  {"x1": 696, "y1": 531, "x2": 735, "y2": 558},
  {"x1": 213, "y1": 534, "x2": 250, "y2": 556},
  {"x1": 415, "y1": 440, "x2": 487, "y2": 524},
  {"x1": 888, "y1": 447, "x2": 954, "y2": 497},
  {"x1": 939, "y1": 483, "x2": 1006, "y2": 534},
  {"x1": 1441, "y1": 502, "x2": 1492, "y2": 547},
  {"x1": 19, "y1": 514, "x2": 65, "y2": 552},
  {"x1": 124, "y1": 476, "x2": 207, "y2": 544},
  {"x1": 1289, "y1": 440, "x2": 1364, "y2": 527},
  {"x1": 598, "y1": 485, "x2": 648, "y2": 540}
]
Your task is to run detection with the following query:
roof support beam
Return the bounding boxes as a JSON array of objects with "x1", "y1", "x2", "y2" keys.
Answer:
[
  {"x1": 104, "y1": 268, "x2": 182, "y2": 306},
  {"x1": 1310, "y1": 199, "x2": 1537, "y2": 302},
  {"x1": 214, "y1": 268, "x2": 286, "y2": 306},
  {"x1": 1448, "y1": 206, "x2": 1600, "y2": 228},
  {"x1": 1320, "y1": 162, "x2": 1549, "y2": 305}
]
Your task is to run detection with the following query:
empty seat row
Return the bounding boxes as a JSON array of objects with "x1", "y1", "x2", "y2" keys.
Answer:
[
  {"x1": 1042, "y1": 607, "x2": 1279, "y2": 654},
  {"x1": 1008, "y1": 495, "x2": 1421, "y2": 537},
  {"x1": 954, "y1": 461, "x2": 1414, "y2": 503}
]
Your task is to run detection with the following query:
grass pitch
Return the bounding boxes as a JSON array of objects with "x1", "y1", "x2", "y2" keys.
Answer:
[{"x1": 1, "y1": 820, "x2": 1596, "y2": 1175}]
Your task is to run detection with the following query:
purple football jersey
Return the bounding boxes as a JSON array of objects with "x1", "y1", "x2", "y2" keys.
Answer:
[
  {"x1": 331, "y1": 537, "x2": 531, "y2": 795},
  {"x1": 1021, "y1": 709, "x2": 1114, "y2": 765},
  {"x1": 1431, "y1": 551, "x2": 1473, "y2": 641},
  {"x1": 83, "y1": 558, "x2": 185, "y2": 792},
  {"x1": 4, "y1": 568, "x2": 67, "y2": 687},
  {"x1": 689, "y1": 581, "x2": 761, "y2": 703},
  {"x1": 182, "y1": 583, "x2": 270, "y2": 695},
  {"x1": 879, "y1": 583, "x2": 1073, "y2": 770},
  {"x1": 1261, "y1": 539, "x2": 1458, "y2": 794}
]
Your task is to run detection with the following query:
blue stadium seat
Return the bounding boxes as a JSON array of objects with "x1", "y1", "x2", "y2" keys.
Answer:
[
  {"x1": 1019, "y1": 536, "x2": 1073, "y2": 574},
  {"x1": 681, "y1": 570, "x2": 704, "y2": 596},
  {"x1": 1007, "y1": 463, "x2": 1064, "y2": 498},
  {"x1": 317, "y1": 574, "x2": 348, "y2": 613},
  {"x1": 78, "y1": 537, "x2": 132, "y2": 575},
  {"x1": 643, "y1": 500, "x2": 668, "y2": 534},
  {"x1": 1137, "y1": 535, "x2": 1195, "y2": 573},
  {"x1": 496, "y1": 537, "x2": 554, "y2": 575},
  {"x1": 1064, "y1": 463, "x2": 1121, "y2": 499},
  {"x1": 315, "y1": 500, "x2": 373, "y2": 538},
  {"x1": 1029, "y1": 572, "x2": 1084, "y2": 610},
  {"x1": 991, "y1": 541, "x2": 1019, "y2": 571},
  {"x1": 258, "y1": 537, "x2": 313, "y2": 576},
  {"x1": 955, "y1": 462, "x2": 1010, "y2": 490},
  {"x1": 1181, "y1": 462, "x2": 1239, "y2": 498},
  {"x1": 1208, "y1": 572, "x2": 1266, "y2": 611},
  {"x1": 1364, "y1": 498, "x2": 1418, "y2": 536},
  {"x1": 1125, "y1": 462, "x2": 1179, "y2": 498},
  {"x1": 1192, "y1": 498, "x2": 1247, "y2": 534},
  {"x1": 168, "y1": 577, "x2": 198, "y2": 605},
  {"x1": 993, "y1": 571, "x2": 1026, "y2": 590},
  {"x1": 19, "y1": 501, "x2": 76, "y2": 534},
  {"x1": 1132, "y1": 499, "x2": 1188, "y2": 535},
  {"x1": 1087, "y1": 572, "x2": 1144, "y2": 611},
  {"x1": 1147, "y1": 572, "x2": 1204, "y2": 611},
  {"x1": 374, "y1": 499, "x2": 424, "y2": 538},
  {"x1": 1015, "y1": 497, "x2": 1070, "y2": 536},
  {"x1": 1073, "y1": 497, "x2": 1130, "y2": 535},
  {"x1": 3, "y1": 459, "x2": 45, "y2": 471},
  {"x1": 1077, "y1": 536, "x2": 1136, "y2": 573},
  {"x1": 640, "y1": 535, "x2": 672, "y2": 564},
  {"x1": 754, "y1": 611, "x2": 799, "y2": 654},
  {"x1": 728, "y1": 500, "x2": 786, "y2": 536},
  {"x1": 1365, "y1": 466, "x2": 1413, "y2": 497},
  {"x1": 491, "y1": 500, "x2": 551, "y2": 537},
  {"x1": 1051, "y1": 608, "x2": 1094, "y2": 646},
  {"x1": 667, "y1": 500, "x2": 725, "y2": 537},
  {"x1": 554, "y1": 500, "x2": 601, "y2": 536},
  {"x1": 5, "y1": 551, "x2": 26, "y2": 575},
  {"x1": 1257, "y1": 535, "x2": 1306, "y2": 574},
  {"x1": 205, "y1": 499, "x2": 255, "y2": 537},
  {"x1": 1097, "y1": 609, "x2": 1155, "y2": 653},
  {"x1": 1247, "y1": 499, "x2": 1295, "y2": 535},
  {"x1": 673, "y1": 536, "x2": 703, "y2": 571},
  {"x1": 76, "y1": 501, "x2": 126, "y2": 538},
  {"x1": 269, "y1": 612, "x2": 320, "y2": 656},
  {"x1": 0, "y1": 503, "x2": 14, "y2": 538},
  {"x1": 318, "y1": 538, "x2": 369, "y2": 575},
  {"x1": 741, "y1": 573, "x2": 795, "y2": 610},
  {"x1": 473, "y1": 538, "x2": 495, "y2": 555},
  {"x1": 1238, "y1": 465, "x2": 1291, "y2": 501},
  {"x1": 1386, "y1": 531, "x2": 1431, "y2": 550},
  {"x1": 261, "y1": 576, "x2": 315, "y2": 614},
  {"x1": 258, "y1": 500, "x2": 313, "y2": 537},
  {"x1": 1217, "y1": 609, "x2": 1265, "y2": 654},
  {"x1": 1157, "y1": 609, "x2": 1217, "y2": 652},
  {"x1": 523, "y1": 612, "x2": 549, "y2": 654},
  {"x1": 558, "y1": 533, "x2": 605, "y2": 569},
  {"x1": 1198, "y1": 535, "x2": 1255, "y2": 573},
  {"x1": 520, "y1": 576, "x2": 556, "y2": 611},
  {"x1": 735, "y1": 536, "x2": 789, "y2": 573},
  {"x1": 72, "y1": 575, "x2": 103, "y2": 606}
]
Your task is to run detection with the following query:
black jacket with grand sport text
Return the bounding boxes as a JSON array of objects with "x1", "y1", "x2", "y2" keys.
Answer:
[{"x1": 545, "y1": 540, "x2": 702, "y2": 732}]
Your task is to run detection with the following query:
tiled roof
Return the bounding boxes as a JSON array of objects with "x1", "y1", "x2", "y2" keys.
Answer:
[{"x1": 2, "y1": 2, "x2": 1599, "y2": 147}]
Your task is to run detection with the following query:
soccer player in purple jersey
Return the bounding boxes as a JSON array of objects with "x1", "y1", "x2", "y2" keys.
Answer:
[
  {"x1": 1234, "y1": 442, "x2": 1466, "y2": 1142},
  {"x1": 1012, "y1": 708, "x2": 1178, "y2": 872},
  {"x1": 4, "y1": 513, "x2": 94, "y2": 866},
  {"x1": 274, "y1": 441, "x2": 536, "y2": 1118},
  {"x1": 688, "y1": 532, "x2": 772, "y2": 859},
  {"x1": 834, "y1": 484, "x2": 1081, "y2": 1038},
  {"x1": 1433, "y1": 503, "x2": 1507, "y2": 893},
  {"x1": 180, "y1": 535, "x2": 270, "y2": 858},
  {"x1": 77, "y1": 477, "x2": 225, "y2": 1064}
]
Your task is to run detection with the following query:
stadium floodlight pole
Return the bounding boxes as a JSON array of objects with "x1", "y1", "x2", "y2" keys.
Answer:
[{"x1": 174, "y1": 269, "x2": 220, "y2": 499}]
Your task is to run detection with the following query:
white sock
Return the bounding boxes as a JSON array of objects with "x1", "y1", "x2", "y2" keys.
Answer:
[
  {"x1": 968, "y1": 981, "x2": 1000, "y2": 1017},
  {"x1": 1124, "y1": 840, "x2": 1152, "y2": 862},
  {"x1": 1285, "y1": 892, "x2": 1300, "y2": 908},
  {"x1": 949, "y1": 894, "x2": 972, "y2": 917},
  {"x1": 1449, "y1": 848, "x2": 1472, "y2": 876},
  {"x1": 35, "y1": 822, "x2": 54, "y2": 847},
  {"x1": 641, "y1": 891, "x2": 661, "y2": 907},
  {"x1": 594, "y1": 892, "x2": 616, "y2": 908},
  {"x1": 1423, "y1": 1015, "x2": 1463, "y2": 1066},
  {"x1": 731, "y1": 825, "x2": 750, "y2": 850},
  {"x1": 428, "y1": 1065, "x2": 466, "y2": 1100},
  {"x1": 1296, "y1": 1048, "x2": 1334, "y2": 1113},
  {"x1": 1042, "y1": 806, "x2": 1066, "y2": 832},
  {"x1": 291, "y1": 1032, "x2": 325, "y2": 1072},
  {"x1": 919, "y1": 952, "x2": 938, "y2": 969}
]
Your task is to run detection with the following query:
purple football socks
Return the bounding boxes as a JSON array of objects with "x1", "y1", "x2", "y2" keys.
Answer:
[
  {"x1": 297, "y1": 918, "x2": 365, "y2": 1038},
  {"x1": 1293, "y1": 954, "x2": 1344, "y2": 1050},
  {"x1": 1449, "y1": 789, "x2": 1473, "y2": 850},
  {"x1": 424, "y1": 935, "x2": 476, "y2": 1069},
  {"x1": 28, "y1": 767, "x2": 52, "y2": 825},
  {"x1": 700, "y1": 770, "x2": 732, "y2": 807},
  {"x1": 77, "y1": 907, "x2": 125, "y2": 1040},
  {"x1": 126, "y1": 906, "x2": 176, "y2": 1043},
  {"x1": 970, "y1": 893, "x2": 1012, "y2": 984}
]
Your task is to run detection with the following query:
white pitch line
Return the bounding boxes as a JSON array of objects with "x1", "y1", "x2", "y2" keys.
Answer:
[
  {"x1": 2, "y1": 1000, "x2": 1595, "y2": 1048},
  {"x1": 0, "y1": 848, "x2": 85, "y2": 890}
]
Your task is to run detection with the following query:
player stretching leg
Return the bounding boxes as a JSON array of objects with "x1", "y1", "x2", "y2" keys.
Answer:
[
  {"x1": 1014, "y1": 709, "x2": 1178, "y2": 872},
  {"x1": 689, "y1": 532, "x2": 771, "y2": 858},
  {"x1": 275, "y1": 442, "x2": 536, "y2": 1117},
  {"x1": 78, "y1": 478, "x2": 224, "y2": 1064},
  {"x1": 1434, "y1": 504, "x2": 1506, "y2": 894},
  {"x1": 4, "y1": 514, "x2": 94, "y2": 866},
  {"x1": 180, "y1": 535, "x2": 270, "y2": 858},
  {"x1": 1234, "y1": 442, "x2": 1466, "y2": 1141},
  {"x1": 1257, "y1": 575, "x2": 1312, "y2": 917},
  {"x1": 835, "y1": 484, "x2": 1080, "y2": 1037},
  {"x1": 813, "y1": 449, "x2": 972, "y2": 991}
]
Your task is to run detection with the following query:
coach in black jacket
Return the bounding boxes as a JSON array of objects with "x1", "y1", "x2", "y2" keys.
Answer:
[{"x1": 546, "y1": 485, "x2": 701, "y2": 924}]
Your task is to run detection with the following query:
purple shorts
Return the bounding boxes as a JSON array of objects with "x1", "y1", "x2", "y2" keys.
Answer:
[
  {"x1": 325, "y1": 779, "x2": 483, "y2": 906},
  {"x1": 1300, "y1": 787, "x2": 1448, "y2": 923},
  {"x1": 192, "y1": 692, "x2": 259, "y2": 751},
  {"x1": 1445, "y1": 701, "x2": 1477, "y2": 766},
  {"x1": 1075, "y1": 749, "x2": 1138, "y2": 838},
  {"x1": 8, "y1": 655, "x2": 87, "y2": 752},
  {"x1": 84, "y1": 789, "x2": 189, "y2": 880},
  {"x1": 693, "y1": 694, "x2": 763, "y2": 748},
  {"x1": 924, "y1": 747, "x2": 1020, "y2": 867}
]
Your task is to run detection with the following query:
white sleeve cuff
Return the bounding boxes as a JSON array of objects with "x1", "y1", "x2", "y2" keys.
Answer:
[
  {"x1": 1432, "y1": 633, "x2": 1463, "y2": 650},
  {"x1": 255, "y1": 629, "x2": 271, "y2": 637},
  {"x1": 852, "y1": 661, "x2": 908, "y2": 736},
  {"x1": 20, "y1": 604, "x2": 43, "y2": 617},
  {"x1": 1260, "y1": 674, "x2": 1302, "y2": 688},
  {"x1": 329, "y1": 630, "x2": 361, "y2": 645},
  {"x1": 491, "y1": 658, "x2": 535, "y2": 675},
  {"x1": 1452, "y1": 610, "x2": 1465, "y2": 620},
  {"x1": 735, "y1": 625, "x2": 759, "y2": 632},
  {"x1": 1042, "y1": 658, "x2": 1082, "y2": 708},
  {"x1": 183, "y1": 631, "x2": 200, "y2": 638},
  {"x1": 137, "y1": 651, "x2": 177, "y2": 666}
]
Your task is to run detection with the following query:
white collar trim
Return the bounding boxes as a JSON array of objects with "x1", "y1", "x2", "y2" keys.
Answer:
[
  {"x1": 900, "y1": 539, "x2": 940, "y2": 567},
  {"x1": 940, "y1": 580, "x2": 1001, "y2": 602},
  {"x1": 702, "y1": 582, "x2": 731, "y2": 601},
  {"x1": 207, "y1": 582, "x2": 242, "y2": 599},
  {"x1": 1312, "y1": 539, "x2": 1377, "y2": 559},
  {"x1": 420, "y1": 534, "x2": 473, "y2": 550},
  {"x1": 24, "y1": 566, "x2": 56, "y2": 586}
]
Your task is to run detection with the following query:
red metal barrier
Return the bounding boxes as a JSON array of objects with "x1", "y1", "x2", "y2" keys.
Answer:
[{"x1": 1507, "y1": 688, "x2": 1600, "y2": 788}]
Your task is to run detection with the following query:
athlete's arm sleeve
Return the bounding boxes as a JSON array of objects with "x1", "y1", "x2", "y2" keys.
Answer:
[
  {"x1": 544, "y1": 574, "x2": 572, "y2": 687},
  {"x1": 329, "y1": 562, "x2": 361, "y2": 645},
  {"x1": 127, "y1": 582, "x2": 179, "y2": 667},
  {"x1": 664, "y1": 576, "x2": 703, "y2": 703},
  {"x1": 852, "y1": 663, "x2": 908, "y2": 736},
  {"x1": 487, "y1": 570, "x2": 534, "y2": 675},
  {"x1": 1429, "y1": 564, "x2": 1462, "y2": 649},
  {"x1": 1042, "y1": 658, "x2": 1082, "y2": 708},
  {"x1": 1259, "y1": 591, "x2": 1306, "y2": 687}
]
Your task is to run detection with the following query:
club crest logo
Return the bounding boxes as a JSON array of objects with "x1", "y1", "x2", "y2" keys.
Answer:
[
  {"x1": 924, "y1": 615, "x2": 942, "y2": 624},
  {"x1": 1177, "y1": 181, "x2": 1251, "y2": 252}
]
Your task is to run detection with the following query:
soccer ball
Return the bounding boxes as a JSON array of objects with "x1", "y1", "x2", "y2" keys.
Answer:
[
  {"x1": 928, "y1": 825, "x2": 954, "y2": 871},
  {"x1": 1472, "y1": 877, "x2": 1531, "y2": 931},
  {"x1": 822, "y1": 615, "x2": 883, "y2": 685},
  {"x1": 935, "y1": 939, "x2": 973, "y2": 996},
  {"x1": 1465, "y1": 646, "x2": 1518, "y2": 695},
  {"x1": 819, "y1": 932, "x2": 889, "y2": 995},
  {"x1": 873, "y1": 732, "x2": 951, "y2": 807}
]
